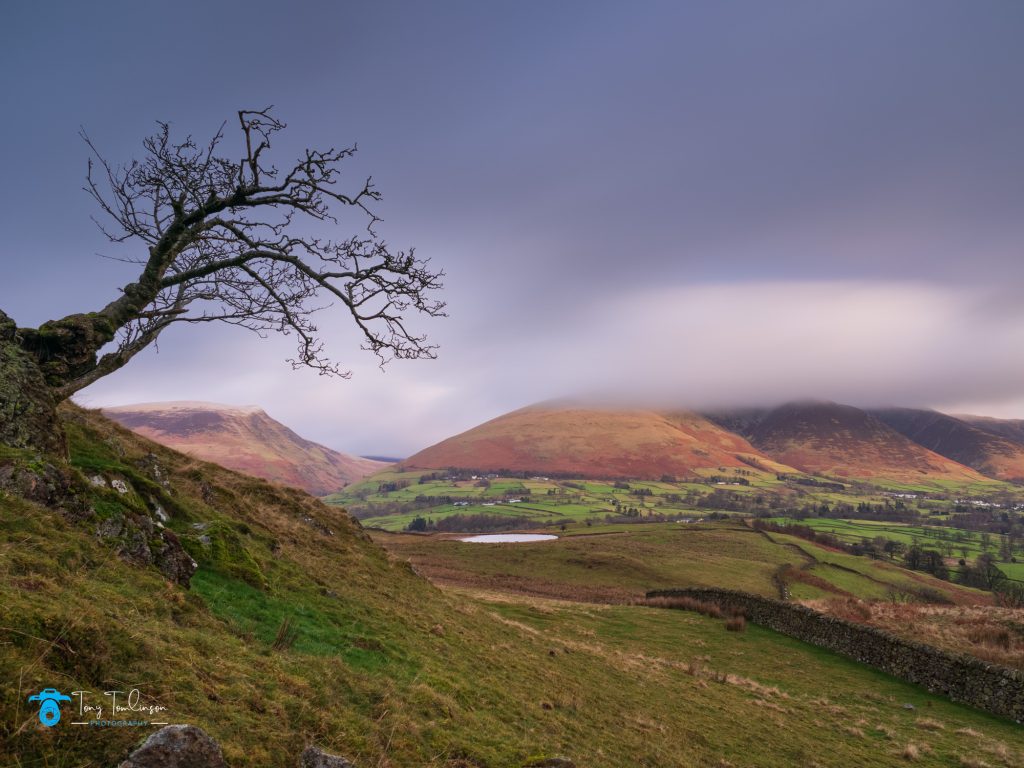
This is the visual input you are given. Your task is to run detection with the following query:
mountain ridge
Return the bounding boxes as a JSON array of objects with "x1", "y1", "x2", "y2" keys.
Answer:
[
  {"x1": 707, "y1": 400, "x2": 988, "y2": 483},
  {"x1": 404, "y1": 399, "x2": 1005, "y2": 484},
  {"x1": 402, "y1": 403, "x2": 799, "y2": 479},
  {"x1": 103, "y1": 401, "x2": 389, "y2": 495},
  {"x1": 870, "y1": 407, "x2": 1024, "y2": 482}
]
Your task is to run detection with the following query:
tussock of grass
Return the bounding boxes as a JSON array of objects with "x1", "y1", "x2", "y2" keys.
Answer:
[
  {"x1": 917, "y1": 717, "x2": 945, "y2": 731},
  {"x1": 903, "y1": 743, "x2": 922, "y2": 760}
]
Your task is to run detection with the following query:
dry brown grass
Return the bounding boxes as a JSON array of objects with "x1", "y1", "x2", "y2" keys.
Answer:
[
  {"x1": 957, "y1": 728, "x2": 983, "y2": 738},
  {"x1": 636, "y1": 595, "x2": 724, "y2": 618},
  {"x1": 725, "y1": 615, "x2": 747, "y2": 632},
  {"x1": 901, "y1": 741, "x2": 937, "y2": 761},
  {"x1": 807, "y1": 599, "x2": 1024, "y2": 669}
]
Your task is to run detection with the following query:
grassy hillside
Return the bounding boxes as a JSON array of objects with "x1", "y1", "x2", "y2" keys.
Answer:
[
  {"x1": 768, "y1": 518, "x2": 1024, "y2": 581},
  {"x1": 374, "y1": 521, "x2": 986, "y2": 607},
  {"x1": 400, "y1": 404, "x2": 799, "y2": 479},
  {"x1": 103, "y1": 401, "x2": 389, "y2": 495},
  {"x1": 872, "y1": 408, "x2": 1024, "y2": 483},
  {"x1": 743, "y1": 402, "x2": 988, "y2": 483},
  {"x1": 2, "y1": 408, "x2": 1022, "y2": 767}
]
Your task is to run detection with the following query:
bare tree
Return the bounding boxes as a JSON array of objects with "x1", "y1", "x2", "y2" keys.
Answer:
[{"x1": 0, "y1": 109, "x2": 445, "y2": 455}]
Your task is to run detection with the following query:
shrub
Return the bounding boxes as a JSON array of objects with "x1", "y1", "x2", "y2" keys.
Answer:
[
  {"x1": 725, "y1": 615, "x2": 746, "y2": 632},
  {"x1": 638, "y1": 595, "x2": 723, "y2": 619}
]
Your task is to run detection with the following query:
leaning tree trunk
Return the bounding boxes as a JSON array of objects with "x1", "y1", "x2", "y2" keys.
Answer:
[{"x1": 0, "y1": 310, "x2": 65, "y2": 457}]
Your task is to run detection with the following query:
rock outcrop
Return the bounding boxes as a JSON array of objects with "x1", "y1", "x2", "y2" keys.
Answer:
[
  {"x1": 120, "y1": 729, "x2": 360, "y2": 768},
  {"x1": 119, "y1": 725, "x2": 227, "y2": 768},
  {"x1": 298, "y1": 745, "x2": 357, "y2": 767}
]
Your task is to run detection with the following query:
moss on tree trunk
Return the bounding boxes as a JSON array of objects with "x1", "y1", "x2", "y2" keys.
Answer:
[{"x1": 0, "y1": 311, "x2": 65, "y2": 457}]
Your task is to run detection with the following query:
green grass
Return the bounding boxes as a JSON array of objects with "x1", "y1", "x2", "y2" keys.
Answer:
[
  {"x1": 329, "y1": 465, "x2": 1024, "y2": 535},
  {"x1": 768, "y1": 517, "x2": 1024, "y2": 581},
  {"x1": 385, "y1": 521, "x2": 805, "y2": 599},
  {"x1": 378, "y1": 519, "x2": 986, "y2": 608},
  {"x1": 3, "y1": 409, "x2": 1023, "y2": 767}
]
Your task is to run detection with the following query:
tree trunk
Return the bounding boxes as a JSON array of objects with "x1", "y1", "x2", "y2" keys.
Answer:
[{"x1": 0, "y1": 311, "x2": 65, "y2": 457}]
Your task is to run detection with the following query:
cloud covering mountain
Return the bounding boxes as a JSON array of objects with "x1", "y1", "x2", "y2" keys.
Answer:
[{"x1": 2, "y1": 2, "x2": 1023, "y2": 455}]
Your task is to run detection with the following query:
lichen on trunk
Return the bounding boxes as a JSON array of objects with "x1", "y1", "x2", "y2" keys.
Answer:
[{"x1": 0, "y1": 311, "x2": 65, "y2": 457}]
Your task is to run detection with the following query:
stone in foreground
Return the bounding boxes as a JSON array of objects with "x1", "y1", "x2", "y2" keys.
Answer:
[
  {"x1": 119, "y1": 724, "x2": 227, "y2": 768},
  {"x1": 299, "y1": 745, "x2": 356, "y2": 767}
]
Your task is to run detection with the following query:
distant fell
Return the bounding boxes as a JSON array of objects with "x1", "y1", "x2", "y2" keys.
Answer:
[
  {"x1": 725, "y1": 401, "x2": 987, "y2": 483},
  {"x1": 103, "y1": 401, "x2": 389, "y2": 495},
  {"x1": 958, "y1": 414, "x2": 1024, "y2": 447},
  {"x1": 872, "y1": 408, "x2": 1024, "y2": 482},
  {"x1": 401, "y1": 403, "x2": 796, "y2": 479}
]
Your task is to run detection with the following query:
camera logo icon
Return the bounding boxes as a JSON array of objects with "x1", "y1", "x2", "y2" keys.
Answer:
[{"x1": 28, "y1": 688, "x2": 71, "y2": 727}]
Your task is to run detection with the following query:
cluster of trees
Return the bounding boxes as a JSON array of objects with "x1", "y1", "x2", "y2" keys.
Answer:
[
  {"x1": 955, "y1": 552, "x2": 1006, "y2": 590},
  {"x1": 377, "y1": 480, "x2": 412, "y2": 494},
  {"x1": 706, "y1": 475, "x2": 751, "y2": 486},
  {"x1": 348, "y1": 494, "x2": 455, "y2": 519},
  {"x1": 614, "y1": 506, "x2": 646, "y2": 518},
  {"x1": 602, "y1": 511, "x2": 703, "y2": 525},
  {"x1": 695, "y1": 489, "x2": 767, "y2": 512},
  {"x1": 414, "y1": 470, "x2": 487, "y2": 484},
  {"x1": 948, "y1": 509, "x2": 1024, "y2": 538},
  {"x1": 775, "y1": 475, "x2": 846, "y2": 492},
  {"x1": 785, "y1": 500, "x2": 918, "y2": 523},
  {"x1": 351, "y1": 491, "x2": 536, "y2": 520},
  {"x1": 753, "y1": 521, "x2": 1024, "y2": 603},
  {"x1": 902, "y1": 545, "x2": 949, "y2": 580},
  {"x1": 405, "y1": 514, "x2": 540, "y2": 533}
]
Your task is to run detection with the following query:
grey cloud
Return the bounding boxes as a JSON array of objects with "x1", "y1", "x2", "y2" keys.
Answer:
[
  {"x1": 3, "y1": 1, "x2": 1024, "y2": 453},
  {"x1": 78, "y1": 280, "x2": 1024, "y2": 456}
]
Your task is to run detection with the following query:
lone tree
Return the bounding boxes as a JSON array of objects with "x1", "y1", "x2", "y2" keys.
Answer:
[{"x1": 0, "y1": 109, "x2": 445, "y2": 456}]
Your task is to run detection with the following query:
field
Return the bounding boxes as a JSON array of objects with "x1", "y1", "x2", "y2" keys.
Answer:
[
  {"x1": 768, "y1": 517, "x2": 1024, "y2": 581},
  {"x1": 374, "y1": 520, "x2": 986, "y2": 606},
  {"x1": 326, "y1": 466, "x2": 1024, "y2": 537}
]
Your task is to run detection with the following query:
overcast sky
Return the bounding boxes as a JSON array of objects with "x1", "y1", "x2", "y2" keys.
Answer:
[{"x1": 3, "y1": 1, "x2": 1024, "y2": 456}]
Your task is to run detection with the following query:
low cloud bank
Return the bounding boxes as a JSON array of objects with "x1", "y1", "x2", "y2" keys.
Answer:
[{"x1": 79, "y1": 280, "x2": 1024, "y2": 456}]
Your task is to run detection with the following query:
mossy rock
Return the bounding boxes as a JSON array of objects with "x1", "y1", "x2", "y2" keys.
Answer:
[{"x1": 184, "y1": 521, "x2": 267, "y2": 590}]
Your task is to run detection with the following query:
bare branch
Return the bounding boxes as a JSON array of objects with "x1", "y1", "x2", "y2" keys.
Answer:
[{"x1": 40, "y1": 108, "x2": 445, "y2": 393}]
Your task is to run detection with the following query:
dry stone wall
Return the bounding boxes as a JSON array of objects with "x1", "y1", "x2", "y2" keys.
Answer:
[{"x1": 646, "y1": 587, "x2": 1024, "y2": 722}]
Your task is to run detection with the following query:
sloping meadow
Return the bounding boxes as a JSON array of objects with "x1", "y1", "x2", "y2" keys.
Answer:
[{"x1": 1, "y1": 408, "x2": 1022, "y2": 766}]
